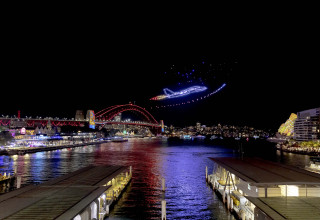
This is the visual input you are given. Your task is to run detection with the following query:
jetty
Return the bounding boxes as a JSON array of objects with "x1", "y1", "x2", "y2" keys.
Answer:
[
  {"x1": 206, "y1": 157, "x2": 320, "y2": 220},
  {"x1": 0, "y1": 165, "x2": 132, "y2": 220},
  {"x1": 0, "y1": 172, "x2": 16, "y2": 193},
  {"x1": 0, "y1": 139, "x2": 110, "y2": 156}
]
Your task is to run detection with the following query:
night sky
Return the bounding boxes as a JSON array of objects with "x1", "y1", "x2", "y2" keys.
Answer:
[{"x1": 1, "y1": 16, "x2": 319, "y2": 132}]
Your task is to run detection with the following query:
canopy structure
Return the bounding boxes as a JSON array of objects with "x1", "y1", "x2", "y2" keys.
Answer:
[
  {"x1": 210, "y1": 157, "x2": 320, "y2": 186},
  {"x1": 208, "y1": 157, "x2": 320, "y2": 220},
  {"x1": 0, "y1": 165, "x2": 130, "y2": 220}
]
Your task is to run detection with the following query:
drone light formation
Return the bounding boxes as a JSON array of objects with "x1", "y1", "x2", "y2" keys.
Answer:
[
  {"x1": 149, "y1": 57, "x2": 234, "y2": 108},
  {"x1": 150, "y1": 85, "x2": 207, "y2": 101},
  {"x1": 154, "y1": 83, "x2": 226, "y2": 108}
]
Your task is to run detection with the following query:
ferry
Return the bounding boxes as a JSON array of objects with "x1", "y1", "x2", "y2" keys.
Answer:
[
  {"x1": 180, "y1": 135, "x2": 192, "y2": 140},
  {"x1": 305, "y1": 156, "x2": 320, "y2": 174},
  {"x1": 210, "y1": 135, "x2": 218, "y2": 140},
  {"x1": 194, "y1": 135, "x2": 206, "y2": 139},
  {"x1": 210, "y1": 135, "x2": 223, "y2": 140},
  {"x1": 111, "y1": 136, "x2": 128, "y2": 142}
]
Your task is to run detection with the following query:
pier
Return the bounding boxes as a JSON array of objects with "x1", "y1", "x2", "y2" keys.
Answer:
[
  {"x1": 0, "y1": 172, "x2": 16, "y2": 193},
  {"x1": 207, "y1": 157, "x2": 320, "y2": 220},
  {"x1": 0, "y1": 139, "x2": 110, "y2": 156},
  {"x1": 0, "y1": 165, "x2": 132, "y2": 220}
]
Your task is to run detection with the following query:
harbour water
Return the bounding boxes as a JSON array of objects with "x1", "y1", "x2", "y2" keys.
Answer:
[{"x1": 0, "y1": 138, "x2": 312, "y2": 219}]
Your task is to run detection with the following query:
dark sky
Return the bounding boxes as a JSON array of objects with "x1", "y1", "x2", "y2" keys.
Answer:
[{"x1": 1, "y1": 14, "x2": 319, "y2": 131}]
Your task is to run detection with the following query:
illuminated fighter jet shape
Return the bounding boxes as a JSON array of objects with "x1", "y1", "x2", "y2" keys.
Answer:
[{"x1": 150, "y1": 85, "x2": 207, "y2": 100}]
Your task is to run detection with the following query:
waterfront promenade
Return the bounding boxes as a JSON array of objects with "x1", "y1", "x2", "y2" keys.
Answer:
[
  {"x1": 276, "y1": 141, "x2": 320, "y2": 156},
  {"x1": 0, "y1": 139, "x2": 110, "y2": 156},
  {"x1": 268, "y1": 137, "x2": 320, "y2": 156}
]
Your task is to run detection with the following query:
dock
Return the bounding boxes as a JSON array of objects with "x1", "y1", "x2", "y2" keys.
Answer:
[
  {"x1": 0, "y1": 140, "x2": 110, "y2": 155},
  {"x1": 0, "y1": 139, "x2": 110, "y2": 156},
  {"x1": 0, "y1": 165, "x2": 132, "y2": 220},
  {"x1": 206, "y1": 157, "x2": 320, "y2": 220},
  {"x1": 0, "y1": 172, "x2": 16, "y2": 194},
  {"x1": 0, "y1": 173, "x2": 15, "y2": 184}
]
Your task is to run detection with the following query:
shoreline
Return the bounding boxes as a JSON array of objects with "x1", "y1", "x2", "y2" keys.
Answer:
[
  {"x1": 273, "y1": 140, "x2": 320, "y2": 157},
  {"x1": 267, "y1": 138, "x2": 320, "y2": 157},
  {"x1": 276, "y1": 147, "x2": 320, "y2": 156}
]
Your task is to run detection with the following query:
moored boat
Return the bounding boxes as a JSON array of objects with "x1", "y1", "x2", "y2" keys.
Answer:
[{"x1": 111, "y1": 136, "x2": 128, "y2": 142}]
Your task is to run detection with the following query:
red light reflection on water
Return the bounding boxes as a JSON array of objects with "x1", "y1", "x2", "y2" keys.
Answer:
[
  {"x1": 94, "y1": 139, "x2": 165, "y2": 218},
  {"x1": 1, "y1": 139, "x2": 240, "y2": 219}
]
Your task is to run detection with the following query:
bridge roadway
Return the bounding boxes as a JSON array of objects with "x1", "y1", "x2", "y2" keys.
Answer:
[
  {"x1": 1, "y1": 104, "x2": 161, "y2": 129},
  {"x1": 95, "y1": 119, "x2": 161, "y2": 127},
  {"x1": 0, "y1": 117, "x2": 161, "y2": 128},
  {"x1": 0, "y1": 165, "x2": 132, "y2": 220}
]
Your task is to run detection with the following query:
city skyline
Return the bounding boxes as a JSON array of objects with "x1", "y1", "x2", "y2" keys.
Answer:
[
  {"x1": 2, "y1": 22, "x2": 319, "y2": 131},
  {"x1": 2, "y1": 49, "x2": 317, "y2": 132}
]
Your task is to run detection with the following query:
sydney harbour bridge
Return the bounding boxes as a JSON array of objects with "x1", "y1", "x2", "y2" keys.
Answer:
[{"x1": 0, "y1": 104, "x2": 162, "y2": 134}]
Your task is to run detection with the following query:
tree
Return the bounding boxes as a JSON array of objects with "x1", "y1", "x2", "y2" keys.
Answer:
[{"x1": 0, "y1": 131, "x2": 13, "y2": 146}]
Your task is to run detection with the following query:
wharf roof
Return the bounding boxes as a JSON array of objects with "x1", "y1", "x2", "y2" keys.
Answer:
[
  {"x1": 210, "y1": 157, "x2": 320, "y2": 186},
  {"x1": 0, "y1": 165, "x2": 128, "y2": 220},
  {"x1": 247, "y1": 196, "x2": 320, "y2": 220}
]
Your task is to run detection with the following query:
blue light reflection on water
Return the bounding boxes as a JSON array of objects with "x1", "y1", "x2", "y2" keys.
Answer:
[{"x1": 161, "y1": 144, "x2": 235, "y2": 220}]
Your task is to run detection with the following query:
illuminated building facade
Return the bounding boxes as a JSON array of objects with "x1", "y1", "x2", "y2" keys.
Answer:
[
  {"x1": 278, "y1": 113, "x2": 297, "y2": 136},
  {"x1": 160, "y1": 120, "x2": 164, "y2": 133},
  {"x1": 86, "y1": 110, "x2": 95, "y2": 129},
  {"x1": 294, "y1": 107, "x2": 320, "y2": 142}
]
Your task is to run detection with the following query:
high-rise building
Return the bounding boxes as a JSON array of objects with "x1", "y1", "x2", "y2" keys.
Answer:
[
  {"x1": 294, "y1": 107, "x2": 320, "y2": 142},
  {"x1": 75, "y1": 110, "x2": 84, "y2": 120},
  {"x1": 196, "y1": 122, "x2": 201, "y2": 132}
]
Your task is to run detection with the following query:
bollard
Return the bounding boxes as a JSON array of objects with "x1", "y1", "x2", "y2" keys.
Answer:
[
  {"x1": 161, "y1": 200, "x2": 166, "y2": 220},
  {"x1": 223, "y1": 191, "x2": 226, "y2": 204},
  {"x1": 17, "y1": 176, "x2": 21, "y2": 189},
  {"x1": 162, "y1": 178, "x2": 166, "y2": 192},
  {"x1": 106, "y1": 205, "x2": 109, "y2": 215},
  {"x1": 230, "y1": 196, "x2": 233, "y2": 210},
  {"x1": 227, "y1": 195, "x2": 230, "y2": 210},
  {"x1": 205, "y1": 166, "x2": 208, "y2": 181},
  {"x1": 241, "y1": 211, "x2": 246, "y2": 220},
  {"x1": 130, "y1": 166, "x2": 132, "y2": 177}
]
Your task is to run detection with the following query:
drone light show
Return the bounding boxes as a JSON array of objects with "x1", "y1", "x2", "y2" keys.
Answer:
[
  {"x1": 148, "y1": 57, "x2": 236, "y2": 108},
  {"x1": 154, "y1": 83, "x2": 226, "y2": 108},
  {"x1": 150, "y1": 85, "x2": 208, "y2": 101}
]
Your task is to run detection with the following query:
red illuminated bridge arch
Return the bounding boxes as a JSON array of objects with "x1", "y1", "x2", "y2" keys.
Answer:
[{"x1": 95, "y1": 104, "x2": 159, "y2": 125}]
